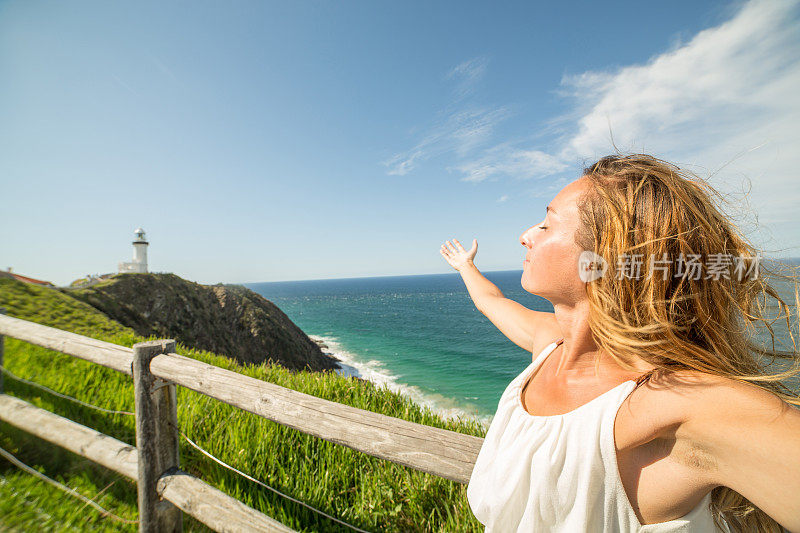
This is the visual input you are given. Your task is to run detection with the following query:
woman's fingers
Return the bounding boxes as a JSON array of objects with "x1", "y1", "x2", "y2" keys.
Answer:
[{"x1": 442, "y1": 239, "x2": 471, "y2": 256}]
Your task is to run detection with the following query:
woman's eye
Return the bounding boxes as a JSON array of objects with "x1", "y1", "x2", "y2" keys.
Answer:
[{"x1": 538, "y1": 225, "x2": 547, "y2": 230}]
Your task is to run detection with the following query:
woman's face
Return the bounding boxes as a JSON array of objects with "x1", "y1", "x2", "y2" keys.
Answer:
[{"x1": 518, "y1": 177, "x2": 592, "y2": 304}]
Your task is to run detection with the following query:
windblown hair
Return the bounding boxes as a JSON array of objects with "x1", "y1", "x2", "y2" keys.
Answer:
[{"x1": 575, "y1": 153, "x2": 799, "y2": 533}]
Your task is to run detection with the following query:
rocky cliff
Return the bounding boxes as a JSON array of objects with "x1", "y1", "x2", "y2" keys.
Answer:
[{"x1": 62, "y1": 273, "x2": 341, "y2": 372}]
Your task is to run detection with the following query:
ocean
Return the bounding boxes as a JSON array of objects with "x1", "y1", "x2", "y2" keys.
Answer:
[{"x1": 247, "y1": 269, "x2": 799, "y2": 429}]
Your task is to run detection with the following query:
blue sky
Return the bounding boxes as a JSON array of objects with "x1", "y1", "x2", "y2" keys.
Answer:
[{"x1": 2, "y1": 0, "x2": 799, "y2": 286}]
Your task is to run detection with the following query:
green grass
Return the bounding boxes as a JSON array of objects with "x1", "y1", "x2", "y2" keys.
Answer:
[{"x1": 0, "y1": 278, "x2": 487, "y2": 532}]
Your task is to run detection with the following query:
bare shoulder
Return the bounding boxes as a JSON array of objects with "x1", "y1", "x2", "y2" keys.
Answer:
[
  {"x1": 629, "y1": 368, "x2": 787, "y2": 424},
  {"x1": 663, "y1": 368, "x2": 798, "y2": 436},
  {"x1": 616, "y1": 368, "x2": 785, "y2": 450},
  {"x1": 654, "y1": 368, "x2": 790, "y2": 419}
]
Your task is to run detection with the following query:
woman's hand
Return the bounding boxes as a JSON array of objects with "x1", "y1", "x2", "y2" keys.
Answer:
[{"x1": 440, "y1": 238, "x2": 478, "y2": 271}]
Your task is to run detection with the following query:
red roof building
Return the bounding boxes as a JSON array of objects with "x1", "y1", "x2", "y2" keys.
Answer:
[{"x1": 1, "y1": 270, "x2": 55, "y2": 287}]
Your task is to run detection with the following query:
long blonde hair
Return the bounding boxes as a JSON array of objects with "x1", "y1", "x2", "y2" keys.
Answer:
[{"x1": 575, "y1": 153, "x2": 799, "y2": 533}]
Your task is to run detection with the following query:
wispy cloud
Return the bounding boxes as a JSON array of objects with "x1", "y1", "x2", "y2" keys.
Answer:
[
  {"x1": 383, "y1": 55, "x2": 511, "y2": 176},
  {"x1": 444, "y1": 55, "x2": 489, "y2": 100},
  {"x1": 497, "y1": 194, "x2": 509, "y2": 203},
  {"x1": 383, "y1": 105, "x2": 511, "y2": 175},
  {"x1": 150, "y1": 54, "x2": 179, "y2": 84},
  {"x1": 383, "y1": 117, "x2": 513, "y2": 179},
  {"x1": 449, "y1": 143, "x2": 567, "y2": 183},
  {"x1": 111, "y1": 75, "x2": 140, "y2": 97}
]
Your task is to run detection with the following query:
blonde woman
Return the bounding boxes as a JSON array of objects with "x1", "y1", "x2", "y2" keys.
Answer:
[{"x1": 440, "y1": 154, "x2": 800, "y2": 532}]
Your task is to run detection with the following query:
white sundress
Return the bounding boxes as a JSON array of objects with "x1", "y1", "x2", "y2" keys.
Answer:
[{"x1": 466, "y1": 338, "x2": 729, "y2": 532}]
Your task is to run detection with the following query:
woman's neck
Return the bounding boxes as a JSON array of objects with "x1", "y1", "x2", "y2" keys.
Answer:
[{"x1": 551, "y1": 299, "x2": 655, "y2": 380}]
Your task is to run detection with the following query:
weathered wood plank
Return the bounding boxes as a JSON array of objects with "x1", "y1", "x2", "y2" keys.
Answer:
[
  {"x1": 0, "y1": 393, "x2": 139, "y2": 479},
  {"x1": 150, "y1": 353, "x2": 484, "y2": 484},
  {"x1": 133, "y1": 340, "x2": 182, "y2": 533},
  {"x1": 0, "y1": 314, "x2": 133, "y2": 375},
  {"x1": 158, "y1": 469, "x2": 297, "y2": 533},
  {"x1": 0, "y1": 394, "x2": 298, "y2": 533}
]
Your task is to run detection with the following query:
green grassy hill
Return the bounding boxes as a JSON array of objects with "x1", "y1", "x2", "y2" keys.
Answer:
[{"x1": 0, "y1": 278, "x2": 486, "y2": 532}]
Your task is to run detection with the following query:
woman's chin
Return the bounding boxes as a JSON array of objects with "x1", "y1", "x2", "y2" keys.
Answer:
[
  {"x1": 522, "y1": 274, "x2": 550, "y2": 297},
  {"x1": 520, "y1": 277, "x2": 536, "y2": 294}
]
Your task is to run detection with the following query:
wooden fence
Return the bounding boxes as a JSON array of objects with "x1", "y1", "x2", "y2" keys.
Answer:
[{"x1": 0, "y1": 313, "x2": 484, "y2": 532}]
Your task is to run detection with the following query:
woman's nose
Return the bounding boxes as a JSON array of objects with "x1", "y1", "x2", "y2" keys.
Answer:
[{"x1": 520, "y1": 227, "x2": 533, "y2": 247}]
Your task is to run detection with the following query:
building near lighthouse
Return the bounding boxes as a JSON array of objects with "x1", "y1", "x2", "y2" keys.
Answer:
[{"x1": 118, "y1": 227, "x2": 149, "y2": 273}]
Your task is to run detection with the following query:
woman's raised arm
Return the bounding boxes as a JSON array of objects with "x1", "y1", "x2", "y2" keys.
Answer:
[{"x1": 440, "y1": 238, "x2": 559, "y2": 354}]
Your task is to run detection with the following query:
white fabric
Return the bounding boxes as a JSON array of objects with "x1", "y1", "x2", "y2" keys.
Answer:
[{"x1": 467, "y1": 339, "x2": 728, "y2": 532}]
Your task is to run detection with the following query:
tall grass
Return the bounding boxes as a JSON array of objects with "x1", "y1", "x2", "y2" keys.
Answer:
[{"x1": 0, "y1": 278, "x2": 486, "y2": 532}]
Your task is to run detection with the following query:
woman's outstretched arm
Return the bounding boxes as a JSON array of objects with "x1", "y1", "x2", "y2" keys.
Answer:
[
  {"x1": 678, "y1": 375, "x2": 800, "y2": 532},
  {"x1": 440, "y1": 238, "x2": 558, "y2": 354}
]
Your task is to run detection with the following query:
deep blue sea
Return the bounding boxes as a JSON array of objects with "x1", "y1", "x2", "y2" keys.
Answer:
[{"x1": 247, "y1": 269, "x2": 798, "y2": 429}]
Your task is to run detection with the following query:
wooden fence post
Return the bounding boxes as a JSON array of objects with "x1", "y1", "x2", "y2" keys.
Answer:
[
  {"x1": 133, "y1": 339, "x2": 182, "y2": 533},
  {"x1": 0, "y1": 307, "x2": 5, "y2": 393}
]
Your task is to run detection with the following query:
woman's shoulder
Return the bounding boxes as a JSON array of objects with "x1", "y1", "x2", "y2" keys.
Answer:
[
  {"x1": 648, "y1": 367, "x2": 781, "y2": 406},
  {"x1": 633, "y1": 368, "x2": 754, "y2": 413},
  {"x1": 623, "y1": 367, "x2": 788, "y2": 444},
  {"x1": 659, "y1": 368, "x2": 795, "y2": 427}
]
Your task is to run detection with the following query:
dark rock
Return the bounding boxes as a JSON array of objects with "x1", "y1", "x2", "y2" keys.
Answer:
[{"x1": 61, "y1": 273, "x2": 342, "y2": 372}]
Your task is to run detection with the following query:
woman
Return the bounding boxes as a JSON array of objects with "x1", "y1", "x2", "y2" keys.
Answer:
[{"x1": 440, "y1": 154, "x2": 800, "y2": 532}]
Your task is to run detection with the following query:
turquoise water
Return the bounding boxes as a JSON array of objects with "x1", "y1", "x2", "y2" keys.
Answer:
[
  {"x1": 248, "y1": 270, "x2": 546, "y2": 427},
  {"x1": 247, "y1": 269, "x2": 799, "y2": 428}
]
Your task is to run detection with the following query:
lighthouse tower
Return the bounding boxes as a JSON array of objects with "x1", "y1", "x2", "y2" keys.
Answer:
[{"x1": 118, "y1": 228, "x2": 149, "y2": 273}]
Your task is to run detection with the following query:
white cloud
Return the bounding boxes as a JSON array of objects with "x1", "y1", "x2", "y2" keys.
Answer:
[
  {"x1": 549, "y1": 0, "x2": 800, "y2": 235},
  {"x1": 450, "y1": 0, "x2": 799, "y2": 252},
  {"x1": 449, "y1": 144, "x2": 567, "y2": 183},
  {"x1": 559, "y1": 1, "x2": 798, "y2": 153},
  {"x1": 497, "y1": 194, "x2": 509, "y2": 203}
]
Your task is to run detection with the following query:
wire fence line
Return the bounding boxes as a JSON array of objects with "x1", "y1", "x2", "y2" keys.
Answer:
[
  {"x1": 0, "y1": 445, "x2": 138, "y2": 525},
  {"x1": 0, "y1": 366, "x2": 374, "y2": 533},
  {"x1": 179, "y1": 429, "x2": 373, "y2": 533},
  {"x1": 0, "y1": 366, "x2": 134, "y2": 416}
]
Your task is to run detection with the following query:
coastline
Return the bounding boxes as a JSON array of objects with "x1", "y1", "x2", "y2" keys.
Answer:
[{"x1": 309, "y1": 334, "x2": 493, "y2": 431}]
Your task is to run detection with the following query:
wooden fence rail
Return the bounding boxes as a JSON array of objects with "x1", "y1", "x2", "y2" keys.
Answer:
[
  {"x1": 0, "y1": 394, "x2": 294, "y2": 532},
  {"x1": 0, "y1": 313, "x2": 483, "y2": 532}
]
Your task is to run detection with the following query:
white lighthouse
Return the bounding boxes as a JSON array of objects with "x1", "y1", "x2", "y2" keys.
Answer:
[{"x1": 118, "y1": 227, "x2": 149, "y2": 274}]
